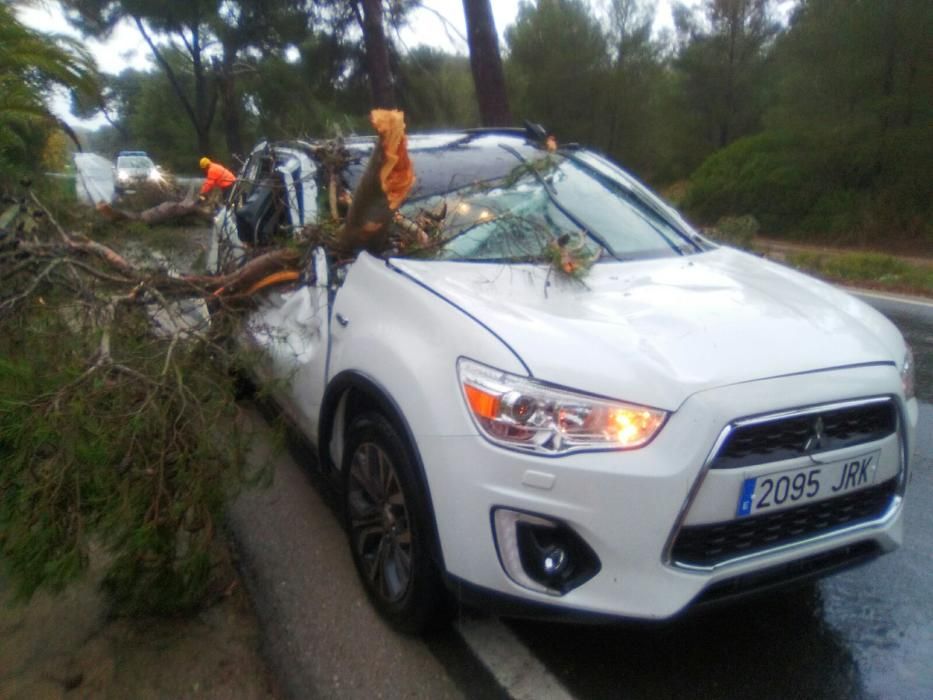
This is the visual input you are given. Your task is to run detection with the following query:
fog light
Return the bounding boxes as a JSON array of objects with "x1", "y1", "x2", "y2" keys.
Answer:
[
  {"x1": 492, "y1": 508, "x2": 601, "y2": 595},
  {"x1": 543, "y1": 547, "x2": 567, "y2": 575}
]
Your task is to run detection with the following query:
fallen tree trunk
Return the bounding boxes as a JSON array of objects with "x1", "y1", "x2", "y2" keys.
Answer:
[
  {"x1": 95, "y1": 197, "x2": 212, "y2": 226},
  {"x1": 141, "y1": 198, "x2": 212, "y2": 225},
  {"x1": 10, "y1": 193, "x2": 301, "y2": 305}
]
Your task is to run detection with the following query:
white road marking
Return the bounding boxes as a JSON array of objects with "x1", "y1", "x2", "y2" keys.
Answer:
[
  {"x1": 455, "y1": 615, "x2": 577, "y2": 700},
  {"x1": 846, "y1": 287, "x2": 933, "y2": 308}
]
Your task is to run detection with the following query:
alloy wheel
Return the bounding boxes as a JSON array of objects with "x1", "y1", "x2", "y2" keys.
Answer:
[{"x1": 347, "y1": 441, "x2": 413, "y2": 603}]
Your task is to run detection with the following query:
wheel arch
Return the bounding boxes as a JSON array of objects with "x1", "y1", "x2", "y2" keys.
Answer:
[{"x1": 319, "y1": 370, "x2": 447, "y2": 570}]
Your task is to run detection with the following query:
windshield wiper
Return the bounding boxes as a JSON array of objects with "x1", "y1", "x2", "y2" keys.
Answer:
[{"x1": 497, "y1": 144, "x2": 623, "y2": 262}]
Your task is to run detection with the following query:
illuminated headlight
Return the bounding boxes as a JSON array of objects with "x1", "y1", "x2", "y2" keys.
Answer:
[
  {"x1": 148, "y1": 169, "x2": 163, "y2": 182},
  {"x1": 902, "y1": 347, "x2": 915, "y2": 400},
  {"x1": 458, "y1": 358, "x2": 667, "y2": 454},
  {"x1": 117, "y1": 169, "x2": 129, "y2": 181}
]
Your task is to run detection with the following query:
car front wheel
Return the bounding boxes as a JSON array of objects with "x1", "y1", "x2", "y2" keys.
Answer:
[{"x1": 343, "y1": 412, "x2": 448, "y2": 633}]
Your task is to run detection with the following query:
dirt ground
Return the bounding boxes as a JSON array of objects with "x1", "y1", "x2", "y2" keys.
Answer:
[{"x1": 0, "y1": 547, "x2": 281, "y2": 700}]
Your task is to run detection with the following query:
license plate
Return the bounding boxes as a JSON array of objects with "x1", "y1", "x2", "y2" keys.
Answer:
[{"x1": 736, "y1": 451, "x2": 881, "y2": 517}]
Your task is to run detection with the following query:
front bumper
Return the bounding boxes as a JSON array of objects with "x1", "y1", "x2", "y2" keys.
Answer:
[{"x1": 418, "y1": 364, "x2": 915, "y2": 620}]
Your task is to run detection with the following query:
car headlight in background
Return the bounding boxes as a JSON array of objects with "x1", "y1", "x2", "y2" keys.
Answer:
[
  {"x1": 902, "y1": 347, "x2": 915, "y2": 400},
  {"x1": 148, "y1": 168, "x2": 164, "y2": 183},
  {"x1": 458, "y1": 358, "x2": 667, "y2": 455},
  {"x1": 117, "y1": 169, "x2": 129, "y2": 181}
]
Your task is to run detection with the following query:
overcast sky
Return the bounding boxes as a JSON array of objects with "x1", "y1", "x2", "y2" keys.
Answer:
[{"x1": 17, "y1": 0, "x2": 688, "y2": 128}]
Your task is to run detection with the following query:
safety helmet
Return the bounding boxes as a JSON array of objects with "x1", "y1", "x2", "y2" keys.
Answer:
[{"x1": 199, "y1": 157, "x2": 211, "y2": 169}]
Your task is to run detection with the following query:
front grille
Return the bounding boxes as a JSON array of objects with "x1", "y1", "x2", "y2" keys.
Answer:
[
  {"x1": 671, "y1": 479, "x2": 897, "y2": 568},
  {"x1": 713, "y1": 399, "x2": 896, "y2": 469}
]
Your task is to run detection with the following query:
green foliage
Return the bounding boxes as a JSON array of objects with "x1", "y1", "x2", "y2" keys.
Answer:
[
  {"x1": 672, "y1": 0, "x2": 778, "y2": 152},
  {"x1": 506, "y1": 0, "x2": 610, "y2": 147},
  {"x1": 685, "y1": 130, "x2": 821, "y2": 232},
  {"x1": 708, "y1": 214, "x2": 760, "y2": 248},
  {"x1": 0, "y1": 186, "x2": 267, "y2": 614},
  {"x1": 397, "y1": 48, "x2": 478, "y2": 130},
  {"x1": 599, "y1": 0, "x2": 670, "y2": 179},
  {"x1": 0, "y1": 3, "x2": 99, "y2": 184},
  {"x1": 245, "y1": 48, "x2": 368, "y2": 142},
  {"x1": 64, "y1": 0, "x2": 314, "y2": 158},
  {"x1": 0, "y1": 300, "x2": 253, "y2": 615},
  {"x1": 787, "y1": 251, "x2": 933, "y2": 295},
  {"x1": 128, "y1": 59, "x2": 226, "y2": 171},
  {"x1": 685, "y1": 0, "x2": 932, "y2": 245}
]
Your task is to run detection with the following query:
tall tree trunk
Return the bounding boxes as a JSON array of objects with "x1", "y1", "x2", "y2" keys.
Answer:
[
  {"x1": 219, "y1": 46, "x2": 243, "y2": 161},
  {"x1": 463, "y1": 0, "x2": 512, "y2": 126},
  {"x1": 359, "y1": 0, "x2": 396, "y2": 108},
  {"x1": 190, "y1": 24, "x2": 214, "y2": 155},
  {"x1": 133, "y1": 16, "x2": 214, "y2": 155}
]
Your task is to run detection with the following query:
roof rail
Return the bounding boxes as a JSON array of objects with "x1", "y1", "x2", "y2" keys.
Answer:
[
  {"x1": 461, "y1": 126, "x2": 527, "y2": 135},
  {"x1": 462, "y1": 122, "x2": 549, "y2": 145}
]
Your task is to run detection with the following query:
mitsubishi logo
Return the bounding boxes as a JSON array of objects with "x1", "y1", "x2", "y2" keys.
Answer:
[{"x1": 804, "y1": 416, "x2": 825, "y2": 454}]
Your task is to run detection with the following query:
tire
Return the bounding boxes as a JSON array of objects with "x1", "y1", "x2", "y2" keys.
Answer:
[{"x1": 343, "y1": 412, "x2": 448, "y2": 633}]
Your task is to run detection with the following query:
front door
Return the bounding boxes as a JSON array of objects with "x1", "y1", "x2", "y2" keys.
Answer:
[{"x1": 246, "y1": 248, "x2": 330, "y2": 442}]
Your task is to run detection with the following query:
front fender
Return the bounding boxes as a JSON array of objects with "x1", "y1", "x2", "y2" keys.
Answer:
[{"x1": 326, "y1": 253, "x2": 526, "y2": 440}]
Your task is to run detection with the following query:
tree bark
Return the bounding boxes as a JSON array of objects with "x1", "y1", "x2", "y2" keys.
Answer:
[
  {"x1": 189, "y1": 21, "x2": 213, "y2": 156},
  {"x1": 463, "y1": 0, "x2": 512, "y2": 126},
  {"x1": 359, "y1": 0, "x2": 396, "y2": 109},
  {"x1": 218, "y1": 45, "x2": 243, "y2": 161},
  {"x1": 133, "y1": 15, "x2": 214, "y2": 155}
]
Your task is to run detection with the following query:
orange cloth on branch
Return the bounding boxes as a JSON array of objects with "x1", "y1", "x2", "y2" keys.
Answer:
[{"x1": 200, "y1": 162, "x2": 236, "y2": 195}]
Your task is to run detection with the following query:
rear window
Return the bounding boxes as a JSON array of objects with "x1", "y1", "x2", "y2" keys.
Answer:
[{"x1": 343, "y1": 135, "x2": 542, "y2": 201}]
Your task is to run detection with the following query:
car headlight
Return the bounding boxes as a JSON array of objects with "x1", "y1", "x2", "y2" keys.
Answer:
[
  {"x1": 458, "y1": 358, "x2": 667, "y2": 454},
  {"x1": 148, "y1": 169, "x2": 163, "y2": 182},
  {"x1": 902, "y1": 347, "x2": 915, "y2": 400}
]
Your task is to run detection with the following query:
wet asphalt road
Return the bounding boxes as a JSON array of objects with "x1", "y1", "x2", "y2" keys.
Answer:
[{"x1": 504, "y1": 293, "x2": 933, "y2": 700}]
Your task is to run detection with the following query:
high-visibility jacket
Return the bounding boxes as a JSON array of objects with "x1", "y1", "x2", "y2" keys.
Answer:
[{"x1": 200, "y1": 162, "x2": 236, "y2": 195}]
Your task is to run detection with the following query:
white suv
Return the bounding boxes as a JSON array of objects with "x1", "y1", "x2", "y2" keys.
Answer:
[{"x1": 210, "y1": 130, "x2": 916, "y2": 632}]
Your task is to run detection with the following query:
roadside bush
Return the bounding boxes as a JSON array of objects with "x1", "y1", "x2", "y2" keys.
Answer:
[
  {"x1": 798, "y1": 189, "x2": 866, "y2": 238},
  {"x1": 684, "y1": 131, "x2": 823, "y2": 234},
  {"x1": 684, "y1": 124, "x2": 933, "y2": 249},
  {"x1": 707, "y1": 215, "x2": 760, "y2": 249}
]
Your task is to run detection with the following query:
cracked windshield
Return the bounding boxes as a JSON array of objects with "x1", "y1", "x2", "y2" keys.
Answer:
[{"x1": 403, "y1": 153, "x2": 700, "y2": 265}]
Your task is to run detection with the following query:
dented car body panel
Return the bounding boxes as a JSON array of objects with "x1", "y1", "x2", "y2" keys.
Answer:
[{"x1": 390, "y1": 248, "x2": 905, "y2": 411}]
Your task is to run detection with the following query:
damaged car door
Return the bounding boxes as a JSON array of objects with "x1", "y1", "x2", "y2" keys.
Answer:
[{"x1": 244, "y1": 248, "x2": 331, "y2": 443}]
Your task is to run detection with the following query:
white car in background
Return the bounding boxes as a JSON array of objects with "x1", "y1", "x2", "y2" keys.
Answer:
[
  {"x1": 210, "y1": 129, "x2": 917, "y2": 632},
  {"x1": 114, "y1": 151, "x2": 161, "y2": 193}
]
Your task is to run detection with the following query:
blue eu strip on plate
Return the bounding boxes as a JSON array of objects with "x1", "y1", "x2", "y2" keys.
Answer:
[{"x1": 736, "y1": 478, "x2": 757, "y2": 517}]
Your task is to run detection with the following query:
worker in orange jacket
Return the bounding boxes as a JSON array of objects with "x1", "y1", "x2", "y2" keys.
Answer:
[{"x1": 198, "y1": 157, "x2": 236, "y2": 202}]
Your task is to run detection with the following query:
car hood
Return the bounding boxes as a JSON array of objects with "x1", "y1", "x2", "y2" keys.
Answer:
[{"x1": 390, "y1": 248, "x2": 903, "y2": 410}]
